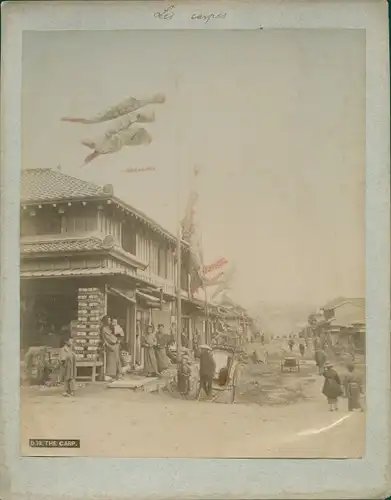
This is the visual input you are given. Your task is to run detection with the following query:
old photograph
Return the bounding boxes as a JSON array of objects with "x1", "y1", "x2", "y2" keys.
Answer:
[{"x1": 20, "y1": 28, "x2": 366, "y2": 458}]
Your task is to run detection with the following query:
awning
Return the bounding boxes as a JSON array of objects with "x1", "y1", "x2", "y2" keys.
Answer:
[
  {"x1": 136, "y1": 291, "x2": 161, "y2": 303},
  {"x1": 108, "y1": 286, "x2": 136, "y2": 303}
]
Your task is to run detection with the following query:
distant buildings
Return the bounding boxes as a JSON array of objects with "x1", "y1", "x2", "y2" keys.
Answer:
[{"x1": 306, "y1": 297, "x2": 365, "y2": 352}]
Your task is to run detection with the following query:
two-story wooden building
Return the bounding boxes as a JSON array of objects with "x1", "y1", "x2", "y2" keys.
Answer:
[
  {"x1": 20, "y1": 168, "x2": 197, "y2": 369},
  {"x1": 322, "y1": 298, "x2": 366, "y2": 352}
]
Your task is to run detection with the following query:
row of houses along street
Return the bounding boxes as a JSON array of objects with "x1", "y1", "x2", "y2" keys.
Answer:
[{"x1": 21, "y1": 167, "x2": 256, "y2": 387}]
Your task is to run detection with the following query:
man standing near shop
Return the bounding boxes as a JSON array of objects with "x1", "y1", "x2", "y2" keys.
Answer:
[{"x1": 197, "y1": 345, "x2": 216, "y2": 399}]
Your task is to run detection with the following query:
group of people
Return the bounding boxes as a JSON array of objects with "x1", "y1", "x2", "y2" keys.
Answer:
[
  {"x1": 318, "y1": 354, "x2": 364, "y2": 412},
  {"x1": 142, "y1": 323, "x2": 171, "y2": 377},
  {"x1": 288, "y1": 335, "x2": 307, "y2": 356},
  {"x1": 101, "y1": 317, "x2": 173, "y2": 378},
  {"x1": 57, "y1": 315, "x2": 124, "y2": 397}
]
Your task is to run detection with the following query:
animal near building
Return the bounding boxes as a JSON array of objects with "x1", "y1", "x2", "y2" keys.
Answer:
[{"x1": 20, "y1": 168, "x2": 213, "y2": 376}]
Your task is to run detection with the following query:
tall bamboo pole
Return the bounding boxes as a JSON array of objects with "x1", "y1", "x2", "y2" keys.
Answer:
[{"x1": 175, "y1": 75, "x2": 182, "y2": 383}]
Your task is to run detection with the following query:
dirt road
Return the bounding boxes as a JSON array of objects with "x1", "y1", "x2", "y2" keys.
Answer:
[{"x1": 20, "y1": 374, "x2": 364, "y2": 458}]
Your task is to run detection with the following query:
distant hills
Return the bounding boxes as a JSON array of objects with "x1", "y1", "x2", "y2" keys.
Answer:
[{"x1": 247, "y1": 300, "x2": 317, "y2": 338}]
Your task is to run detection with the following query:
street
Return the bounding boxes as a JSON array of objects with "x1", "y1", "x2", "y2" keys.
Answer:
[{"x1": 20, "y1": 364, "x2": 365, "y2": 458}]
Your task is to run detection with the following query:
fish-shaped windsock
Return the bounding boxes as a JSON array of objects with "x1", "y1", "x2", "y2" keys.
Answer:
[
  {"x1": 82, "y1": 127, "x2": 152, "y2": 166},
  {"x1": 61, "y1": 93, "x2": 165, "y2": 124},
  {"x1": 102, "y1": 110, "x2": 155, "y2": 140}
]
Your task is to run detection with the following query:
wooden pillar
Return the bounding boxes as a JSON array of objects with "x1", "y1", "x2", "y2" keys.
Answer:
[
  {"x1": 201, "y1": 318, "x2": 206, "y2": 345},
  {"x1": 126, "y1": 303, "x2": 137, "y2": 369},
  {"x1": 188, "y1": 315, "x2": 193, "y2": 349},
  {"x1": 102, "y1": 285, "x2": 108, "y2": 378}
]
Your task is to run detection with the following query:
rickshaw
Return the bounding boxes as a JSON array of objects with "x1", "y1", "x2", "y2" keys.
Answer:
[
  {"x1": 280, "y1": 356, "x2": 300, "y2": 373},
  {"x1": 197, "y1": 345, "x2": 241, "y2": 403}
]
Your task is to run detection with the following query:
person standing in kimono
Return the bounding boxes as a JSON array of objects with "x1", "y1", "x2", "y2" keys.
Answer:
[
  {"x1": 142, "y1": 324, "x2": 159, "y2": 376},
  {"x1": 155, "y1": 324, "x2": 170, "y2": 373},
  {"x1": 344, "y1": 363, "x2": 364, "y2": 411},
  {"x1": 101, "y1": 315, "x2": 121, "y2": 380},
  {"x1": 322, "y1": 361, "x2": 342, "y2": 411},
  {"x1": 60, "y1": 339, "x2": 77, "y2": 397}
]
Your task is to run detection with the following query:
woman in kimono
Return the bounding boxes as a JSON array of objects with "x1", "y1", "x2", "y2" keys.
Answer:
[
  {"x1": 344, "y1": 363, "x2": 364, "y2": 412},
  {"x1": 60, "y1": 339, "x2": 77, "y2": 397},
  {"x1": 142, "y1": 324, "x2": 159, "y2": 377},
  {"x1": 322, "y1": 361, "x2": 343, "y2": 411},
  {"x1": 155, "y1": 324, "x2": 170, "y2": 373},
  {"x1": 101, "y1": 315, "x2": 121, "y2": 380}
]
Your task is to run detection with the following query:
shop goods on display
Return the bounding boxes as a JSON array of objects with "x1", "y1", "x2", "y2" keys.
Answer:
[{"x1": 72, "y1": 288, "x2": 104, "y2": 361}]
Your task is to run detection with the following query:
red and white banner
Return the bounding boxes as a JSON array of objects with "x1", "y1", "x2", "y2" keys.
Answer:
[{"x1": 203, "y1": 258, "x2": 228, "y2": 275}]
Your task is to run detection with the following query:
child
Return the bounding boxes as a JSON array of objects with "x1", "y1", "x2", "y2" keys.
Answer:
[{"x1": 60, "y1": 339, "x2": 77, "y2": 397}]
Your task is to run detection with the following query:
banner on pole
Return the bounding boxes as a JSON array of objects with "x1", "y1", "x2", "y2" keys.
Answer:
[{"x1": 203, "y1": 258, "x2": 228, "y2": 275}]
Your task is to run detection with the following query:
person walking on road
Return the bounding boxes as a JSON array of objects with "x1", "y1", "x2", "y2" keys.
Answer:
[
  {"x1": 288, "y1": 338, "x2": 294, "y2": 352},
  {"x1": 344, "y1": 363, "x2": 364, "y2": 412},
  {"x1": 299, "y1": 337, "x2": 305, "y2": 356},
  {"x1": 197, "y1": 345, "x2": 216, "y2": 399},
  {"x1": 322, "y1": 361, "x2": 342, "y2": 411},
  {"x1": 314, "y1": 347, "x2": 327, "y2": 375}
]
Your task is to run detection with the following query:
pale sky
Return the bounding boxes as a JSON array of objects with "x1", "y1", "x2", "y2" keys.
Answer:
[{"x1": 22, "y1": 29, "x2": 365, "y2": 307}]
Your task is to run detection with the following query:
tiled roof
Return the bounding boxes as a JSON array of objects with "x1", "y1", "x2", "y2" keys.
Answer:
[
  {"x1": 323, "y1": 297, "x2": 365, "y2": 310},
  {"x1": 21, "y1": 237, "x2": 102, "y2": 254},
  {"x1": 20, "y1": 268, "x2": 131, "y2": 278},
  {"x1": 21, "y1": 168, "x2": 103, "y2": 202},
  {"x1": 20, "y1": 168, "x2": 188, "y2": 247}
]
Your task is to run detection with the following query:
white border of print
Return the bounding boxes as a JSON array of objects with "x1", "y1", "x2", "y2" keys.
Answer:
[{"x1": 1, "y1": 1, "x2": 390, "y2": 499}]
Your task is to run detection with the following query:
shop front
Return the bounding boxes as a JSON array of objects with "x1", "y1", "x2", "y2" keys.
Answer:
[{"x1": 20, "y1": 273, "x2": 140, "y2": 380}]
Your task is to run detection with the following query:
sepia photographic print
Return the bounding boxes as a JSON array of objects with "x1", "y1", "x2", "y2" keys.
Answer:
[
  {"x1": 17, "y1": 26, "x2": 370, "y2": 460},
  {"x1": 1, "y1": 1, "x2": 390, "y2": 499}
]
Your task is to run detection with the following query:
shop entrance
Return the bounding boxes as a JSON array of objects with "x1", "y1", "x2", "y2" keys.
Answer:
[{"x1": 21, "y1": 290, "x2": 78, "y2": 352}]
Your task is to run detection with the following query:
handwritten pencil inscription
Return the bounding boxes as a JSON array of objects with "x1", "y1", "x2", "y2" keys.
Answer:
[
  {"x1": 154, "y1": 5, "x2": 175, "y2": 21},
  {"x1": 153, "y1": 5, "x2": 227, "y2": 24},
  {"x1": 191, "y1": 11, "x2": 227, "y2": 23}
]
